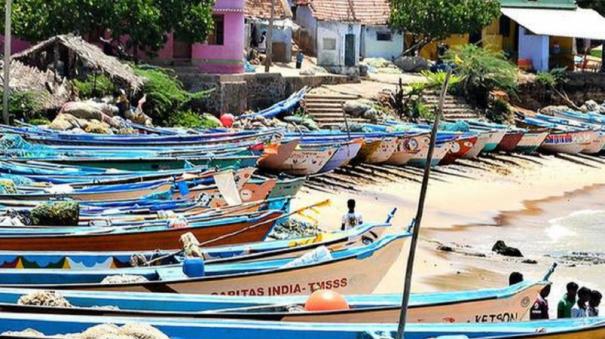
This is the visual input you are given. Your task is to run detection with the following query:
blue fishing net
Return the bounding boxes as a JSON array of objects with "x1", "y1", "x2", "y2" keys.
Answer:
[
  {"x1": 142, "y1": 190, "x2": 172, "y2": 201},
  {"x1": 440, "y1": 121, "x2": 470, "y2": 132},
  {"x1": 0, "y1": 134, "x2": 57, "y2": 158}
]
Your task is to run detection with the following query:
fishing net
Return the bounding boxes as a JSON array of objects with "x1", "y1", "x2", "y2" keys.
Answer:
[
  {"x1": 1, "y1": 323, "x2": 169, "y2": 339},
  {"x1": 0, "y1": 134, "x2": 58, "y2": 158},
  {"x1": 101, "y1": 274, "x2": 149, "y2": 284},
  {"x1": 0, "y1": 329, "x2": 45, "y2": 337},
  {"x1": 31, "y1": 201, "x2": 80, "y2": 226},
  {"x1": 0, "y1": 179, "x2": 17, "y2": 194},
  {"x1": 440, "y1": 120, "x2": 470, "y2": 132},
  {"x1": 17, "y1": 290, "x2": 72, "y2": 308}
]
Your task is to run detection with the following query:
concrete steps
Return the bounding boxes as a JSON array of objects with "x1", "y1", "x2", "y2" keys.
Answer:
[
  {"x1": 422, "y1": 91, "x2": 480, "y2": 120},
  {"x1": 304, "y1": 92, "x2": 370, "y2": 127}
]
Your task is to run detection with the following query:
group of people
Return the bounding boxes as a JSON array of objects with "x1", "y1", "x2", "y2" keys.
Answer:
[{"x1": 509, "y1": 272, "x2": 602, "y2": 320}]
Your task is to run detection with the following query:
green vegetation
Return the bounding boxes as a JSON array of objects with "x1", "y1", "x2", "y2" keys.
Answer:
[
  {"x1": 421, "y1": 70, "x2": 462, "y2": 92},
  {"x1": 0, "y1": 90, "x2": 46, "y2": 122},
  {"x1": 73, "y1": 74, "x2": 117, "y2": 98},
  {"x1": 135, "y1": 66, "x2": 214, "y2": 125},
  {"x1": 168, "y1": 111, "x2": 221, "y2": 129},
  {"x1": 390, "y1": 0, "x2": 500, "y2": 55},
  {"x1": 2, "y1": 0, "x2": 214, "y2": 56},
  {"x1": 446, "y1": 44, "x2": 518, "y2": 106},
  {"x1": 486, "y1": 98, "x2": 512, "y2": 124},
  {"x1": 536, "y1": 67, "x2": 567, "y2": 89}
]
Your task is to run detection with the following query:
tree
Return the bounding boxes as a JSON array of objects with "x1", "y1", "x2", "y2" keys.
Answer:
[
  {"x1": 390, "y1": 0, "x2": 501, "y2": 55},
  {"x1": 1, "y1": 0, "x2": 214, "y2": 57}
]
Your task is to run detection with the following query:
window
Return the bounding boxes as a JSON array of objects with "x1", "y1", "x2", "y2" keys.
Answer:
[
  {"x1": 208, "y1": 15, "x2": 225, "y2": 45},
  {"x1": 323, "y1": 38, "x2": 337, "y2": 50},
  {"x1": 376, "y1": 31, "x2": 392, "y2": 41}
]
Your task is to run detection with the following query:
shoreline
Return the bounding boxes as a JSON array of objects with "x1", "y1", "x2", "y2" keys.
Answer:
[{"x1": 295, "y1": 153, "x2": 605, "y2": 295}]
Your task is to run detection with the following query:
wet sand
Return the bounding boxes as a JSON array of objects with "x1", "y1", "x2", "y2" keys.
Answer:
[{"x1": 294, "y1": 152, "x2": 605, "y2": 302}]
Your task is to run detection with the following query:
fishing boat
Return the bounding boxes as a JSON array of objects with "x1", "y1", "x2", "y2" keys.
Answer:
[
  {"x1": 0, "y1": 279, "x2": 548, "y2": 323},
  {"x1": 407, "y1": 139, "x2": 452, "y2": 168},
  {"x1": 514, "y1": 130, "x2": 549, "y2": 154},
  {"x1": 0, "y1": 222, "x2": 391, "y2": 269},
  {"x1": 355, "y1": 137, "x2": 398, "y2": 164},
  {"x1": 440, "y1": 133, "x2": 477, "y2": 165},
  {"x1": 272, "y1": 144, "x2": 337, "y2": 176},
  {"x1": 0, "y1": 311, "x2": 602, "y2": 338},
  {"x1": 517, "y1": 117, "x2": 591, "y2": 154},
  {"x1": 462, "y1": 130, "x2": 491, "y2": 158},
  {"x1": 495, "y1": 129, "x2": 525, "y2": 153},
  {"x1": 258, "y1": 139, "x2": 300, "y2": 170},
  {"x1": 0, "y1": 210, "x2": 283, "y2": 251},
  {"x1": 385, "y1": 133, "x2": 428, "y2": 166},
  {"x1": 0, "y1": 232, "x2": 407, "y2": 295},
  {"x1": 534, "y1": 114, "x2": 605, "y2": 154},
  {"x1": 317, "y1": 139, "x2": 363, "y2": 172}
]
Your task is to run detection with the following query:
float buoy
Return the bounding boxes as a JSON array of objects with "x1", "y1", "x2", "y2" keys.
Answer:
[
  {"x1": 220, "y1": 114, "x2": 235, "y2": 128},
  {"x1": 304, "y1": 290, "x2": 349, "y2": 311},
  {"x1": 182, "y1": 258, "x2": 205, "y2": 277}
]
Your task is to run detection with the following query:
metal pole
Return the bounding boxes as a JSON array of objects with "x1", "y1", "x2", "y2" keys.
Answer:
[
  {"x1": 2, "y1": 0, "x2": 12, "y2": 124},
  {"x1": 264, "y1": 0, "x2": 275, "y2": 73},
  {"x1": 396, "y1": 68, "x2": 452, "y2": 339}
]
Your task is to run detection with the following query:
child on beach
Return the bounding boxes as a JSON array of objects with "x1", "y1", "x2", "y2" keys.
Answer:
[
  {"x1": 571, "y1": 287, "x2": 591, "y2": 318},
  {"x1": 557, "y1": 282, "x2": 578, "y2": 318},
  {"x1": 341, "y1": 199, "x2": 363, "y2": 231},
  {"x1": 589, "y1": 290, "x2": 602, "y2": 316},
  {"x1": 530, "y1": 284, "x2": 551, "y2": 320}
]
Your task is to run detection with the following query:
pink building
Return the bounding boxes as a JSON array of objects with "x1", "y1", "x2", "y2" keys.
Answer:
[{"x1": 2, "y1": 0, "x2": 245, "y2": 74}]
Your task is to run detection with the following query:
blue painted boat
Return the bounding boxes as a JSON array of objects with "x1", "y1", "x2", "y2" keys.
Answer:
[{"x1": 0, "y1": 279, "x2": 548, "y2": 323}]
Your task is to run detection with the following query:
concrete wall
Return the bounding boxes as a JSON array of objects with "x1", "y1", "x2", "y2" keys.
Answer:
[
  {"x1": 249, "y1": 21, "x2": 293, "y2": 62},
  {"x1": 518, "y1": 26, "x2": 549, "y2": 71},
  {"x1": 316, "y1": 21, "x2": 361, "y2": 67},
  {"x1": 361, "y1": 25, "x2": 404, "y2": 60}
]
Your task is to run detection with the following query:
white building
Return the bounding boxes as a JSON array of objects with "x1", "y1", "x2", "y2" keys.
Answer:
[{"x1": 293, "y1": 0, "x2": 403, "y2": 73}]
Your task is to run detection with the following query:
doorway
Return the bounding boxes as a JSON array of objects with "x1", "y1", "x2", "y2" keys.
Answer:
[{"x1": 345, "y1": 34, "x2": 356, "y2": 67}]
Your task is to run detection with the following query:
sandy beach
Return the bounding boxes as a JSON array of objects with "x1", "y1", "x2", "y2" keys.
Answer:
[{"x1": 293, "y1": 152, "x2": 605, "y2": 313}]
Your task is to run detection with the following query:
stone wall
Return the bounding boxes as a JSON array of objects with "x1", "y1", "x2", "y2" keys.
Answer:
[{"x1": 176, "y1": 71, "x2": 357, "y2": 115}]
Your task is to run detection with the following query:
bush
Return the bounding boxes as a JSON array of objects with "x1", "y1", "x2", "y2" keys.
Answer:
[
  {"x1": 446, "y1": 44, "x2": 518, "y2": 107},
  {"x1": 168, "y1": 111, "x2": 221, "y2": 129},
  {"x1": 486, "y1": 98, "x2": 512, "y2": 124},
  {"x1": 72, "y1": 73, "x2": 117, "y2": 98},
  {"x1": 27, "y1": 118, "x2": 51, "y2": 125},
  {"x1": 536, "y1": 67, "x2": 567, "y2": 89},
  {"x1": 134, "y1": 66, "x2": 214, "y2": 125},
  {"x1": 0, "y1": 90, "x2": 45, "y2": 122},
  {"x1": 421, "y1": 70, "x2": 462, "y2": 92}
]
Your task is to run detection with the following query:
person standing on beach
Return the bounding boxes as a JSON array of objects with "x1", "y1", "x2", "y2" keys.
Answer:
[
  {"x1": 530, "y1": 285, "x2": 551, "y2": 320},
  {"x1": 571, "y1": 287, "x2": 591, "y2": 318},
  {"x1": 589, "y1": 290, "x2": 602, "y2": 316},
  {"x1": 558, "y1": 282, "x2": 579, "y2": 318},
  {"x1": 341, "y1": 199, "x2": 363, "y2": 231}
]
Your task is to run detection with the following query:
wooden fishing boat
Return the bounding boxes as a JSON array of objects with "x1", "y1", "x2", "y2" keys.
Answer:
[
  {"x1": 267, "y1": 176, "x2": 306, "y2": 199},
  {"x1": 407, "y1": 140, "x2": 451, "y2": 168},
  {"x1": 440, "y1": 134, "x2": 477, "y2": 165},
  {"x1": 0, "y1": 180, "x2": 173, "y2": 202},
  {"x1": 581, "y1": 131, "x2": 605, "y2": 154},
  {"x1": 540, "y1": 130, "x2": 592, "y2": 154},
  {"x1": 258, "y1": 139, "x2": 300, "y2": 170},
  {"x1": 0, "y1": 232, "x2": 407, "y2": 295},
  {"x1": 318, "y1": 139, "x2": 363, "y2": 172},
  {"x1": 354, "y1": 137, "x2": 398, "y2": 164},
  {"x1": 480, "y1": 130, "x2": 507, "y2": 153},
  {"x1": 0, "y1": 222, "x2": 390, "y2": 270},
  {"x1": 0, "y1": 279, "x2": 547, "y2": 323},
  {"x1": 495, "y1": 130, "x2": 524, "y2": 153},
  {"x1": 0, "y1": 311, "x2": 602, "y2": 338},
  {"x1": 0, "y1": 210, "x2": 283, "y2": 251},
  {"x1": 533, "y1": 114, "x2": 605, "y2": 154},
  {"x1": 463, "y1": 131, "x2": 490, "y2": 158},
  {"x1": 272, "y1": 144, "x2": 337, "y2": 176},
  {"x1": 385, "y1": 133, "x2": 428, "y2": 166},
  {"x1": 514, "y1": 130, "x2": 549, "y2": 154}
]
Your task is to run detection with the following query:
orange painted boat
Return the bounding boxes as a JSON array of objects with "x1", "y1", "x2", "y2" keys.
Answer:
[
  {"x1": 258, "y1": 139, "x2": 300, "y2": 170},
  {"x1": 440, "y1": 135, "x2": 477, "y2": 165}
]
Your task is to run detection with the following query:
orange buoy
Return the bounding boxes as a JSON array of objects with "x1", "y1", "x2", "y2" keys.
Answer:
[
  {"x1": 304, "y1": 290, "x2": 350, "y2": 311},
  {"x1": 220, "y1": 114, "x2": 235, "y2": 128}
]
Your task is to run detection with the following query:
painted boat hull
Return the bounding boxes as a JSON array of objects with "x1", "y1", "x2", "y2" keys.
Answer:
[
  {"x1": 514, "y1": 131, "x2": 549, "y2": 154},
  {"x1": 4, "y1": 234, "x2": 406, "y2": 295},
  {"x1": 273, "y1": 146, "x2": 336, "y2": 176},
  {"x1": 258, "y1": 139, "x2": 300, "y2": 170},
  {"x1": 385, "y1": 134, "x2": 429, "y2": 166},
  {"x1": 540, "y1": 131, "x2": 592, "y2": 154},
  {"x1": 440, "y1": 136, "x2": 477, "y2": 165},
  {"x1": 463, "y1": 132, "x2": 490, "y2": 159},
  {"x1": 581, "y1": 132, "x2": 605, "y2": 154},
  {"x1": 0, "y1": 281, "x2": 546, "y2": 324},
  {"x1": 0, "y1": 211, "x2": 283, "y2": 251},
  {"x1": 481, "y1": 130, "x2": 507, "y2": 153},
  {"x1": 318, "y1": 139, "x2": 363, "y2": 172},
  {"x1": 495, "y1": 131, "x2": 524, "y2": 153},
  {"x1": 407, "y1": 141, "x2": 451, "y2": 168},
  {"x1": 357, "y1": 137, "x2": 398, "y2": 164}
]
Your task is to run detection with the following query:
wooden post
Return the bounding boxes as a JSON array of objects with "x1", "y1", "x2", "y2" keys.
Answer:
[
  {"x1": 396, "y1": 68, "x2": 452, "y2": 339},
  {"x1": 264, "y1": 0, "x2": 275, "y2": 73},
  {"x1": 2, "y1": 0, "x2": 11, "y2": 125}
]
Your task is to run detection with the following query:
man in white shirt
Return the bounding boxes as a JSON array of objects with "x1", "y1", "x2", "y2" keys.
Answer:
[
  {"x1": 571, "y1": 287, "x2": 591, "y2": 318},
  {"x1": 341, "y1": 199, "x2": 363, "y2": 231}
]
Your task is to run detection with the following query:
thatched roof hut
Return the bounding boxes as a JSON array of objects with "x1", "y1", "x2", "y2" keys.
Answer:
[
  {"x1": 0, "y1": 60, "x2": 71, "y2": 110},
  {"x1": 13, "y1": 34, "x2": 144, "y2": 91}
]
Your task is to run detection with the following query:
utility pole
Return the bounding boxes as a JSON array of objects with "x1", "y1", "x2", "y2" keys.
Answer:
[
  {"x1": 2, "y1": 0, "x2": 12, "y2": 124},
  {"x1": 264, "y1": 0, "x2": 275, "y2": 73},
  {"x1": 396, "y1": 68, "x2": 452, "y2": 339}
]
